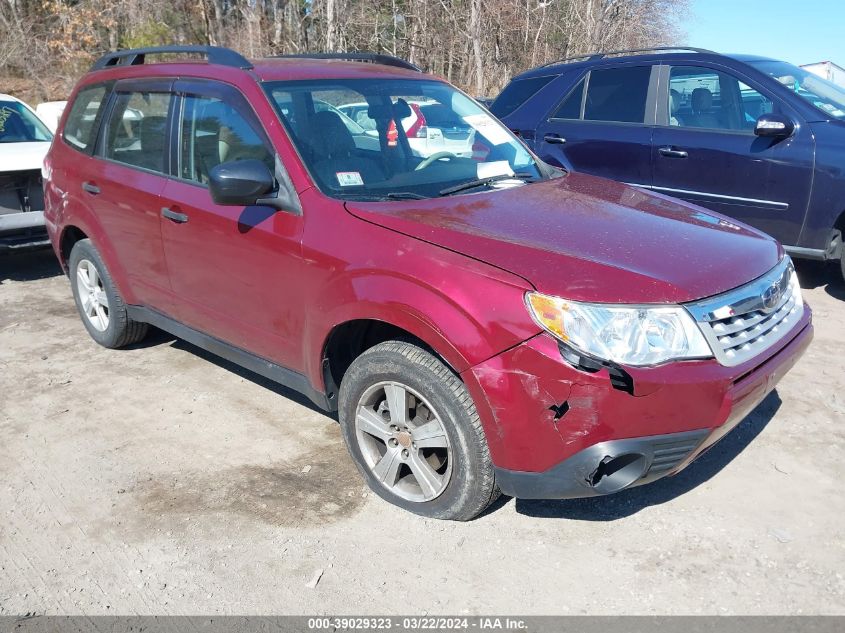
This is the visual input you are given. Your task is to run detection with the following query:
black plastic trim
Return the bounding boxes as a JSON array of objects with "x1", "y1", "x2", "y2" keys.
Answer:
[
  {"x1": 495, "y1": 428, "x2": 710, "y2": 499},
  {"x1": 540, "y1": 46, "x2": 717, "y2": 68},
  {"x1": 557, "y1": 341, "x2": 634, "y2": 394},
  {"x1": 785, "y1": 230, "x2": 841, "y2": 261},
  {"x1": 126, "y1": 306, "x2": 332, "y2": 411},
  {"x1": 92, "y1": 46, "x2": 253, "y2": 71},
  {"x1": 274, "y1": 52, "x2": 421, "y2": 72}
]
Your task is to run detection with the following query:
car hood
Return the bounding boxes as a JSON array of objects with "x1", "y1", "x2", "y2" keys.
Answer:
[
  {"x1": 344, "y1": 173, "x2": 782, "y2": 304},
  {"x1": 0, "y1": 141, "x2": 49, "y2": 173}
]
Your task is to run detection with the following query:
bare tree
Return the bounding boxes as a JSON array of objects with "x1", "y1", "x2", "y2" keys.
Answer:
[{"x1": 1, "y1": 0, "x2": 688, "y2": 103}]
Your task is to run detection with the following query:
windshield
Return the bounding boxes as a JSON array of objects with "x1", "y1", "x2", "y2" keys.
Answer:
[
  {"x1": 263, "y1": 78, "x2": 543, "y2": 200},
  {"x1": 750, "y1": 60, "x2": 845, "y2": 119},
  {"x1": 0, "y1": 100, "x2": 53, "y2": 143}
]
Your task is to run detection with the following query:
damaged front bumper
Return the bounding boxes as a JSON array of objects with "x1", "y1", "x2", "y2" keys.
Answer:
[{"x1": 462, "y1": 307, "x2": 813, "y2": 500}]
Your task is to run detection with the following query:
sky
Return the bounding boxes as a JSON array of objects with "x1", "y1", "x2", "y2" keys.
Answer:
[{"x1": 686, "y1": 0, "x2": 844, "y2": 67}]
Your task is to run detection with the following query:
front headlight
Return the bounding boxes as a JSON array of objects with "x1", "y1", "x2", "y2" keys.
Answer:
[
  {"x1": 526, "y1": 293, "x2": 713, "y2": 367},
  {"x1": 788, "y1": 264, "x2": 803, "y2": 308}
]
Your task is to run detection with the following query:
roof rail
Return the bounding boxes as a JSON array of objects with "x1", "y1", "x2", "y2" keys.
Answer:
[
  {"x1": 274, "y1": 52, "x2": 422, "y2": 72},
  {"x1": 540, "y1": 46, "x2": 717, "y2": 68},
  {"x1": 91, "y1": 45, "x2": 253, "y2": 71}
]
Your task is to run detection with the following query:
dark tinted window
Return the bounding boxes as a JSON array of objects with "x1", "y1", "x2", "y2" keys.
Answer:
[
  {"x1": 552, "y1": 78, "x2": 585, "y2": 119},
  {"x1": 583, "y1": 66, "x2": 651, "y2": 123},
  {"x1": 103, "y1": 91, "x2": 172, "y2": 173},
  {"x1": 63, "y1": 84, "x2": 110, "y2": 154},
  {"x1": 179, "y1": 95, "x2": 273, "y2": 185},
  {"x1": 490, "y1": 75, "x2": 555, "y2": 118}
]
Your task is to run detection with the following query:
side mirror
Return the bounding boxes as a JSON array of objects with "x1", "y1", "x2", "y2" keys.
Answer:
[
  {"x1": 209, "y1": 159, "x2": 275, "y2": 206},
  {"x1": 754, "y1": 113, "x2": 795, "y2": 138}
]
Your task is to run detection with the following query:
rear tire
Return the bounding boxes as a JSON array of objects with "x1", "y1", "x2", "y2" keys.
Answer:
[
  {"x1": 338, "y1": 341, "x2": 499, "y2": 521},
  {"x1": 69, "y1": 239, "x2": 148, "y2": 349}
]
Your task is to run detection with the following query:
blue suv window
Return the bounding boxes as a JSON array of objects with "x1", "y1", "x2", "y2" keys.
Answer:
[
  {"x1": 583, "y1": 66, "x2": 651, "y2": 123},
  {"x1": 552, "y1": 78, "x2": 585, "y2": 119},
  {"x1": 668, "y1": 66, "x2": 773, "y2": 132},
  {"x1": 490, "y1": 75, "x2": 555, "y2": 118},
  {"x1": 549, "y1": 66, "x2": 651, "y2": 124}
]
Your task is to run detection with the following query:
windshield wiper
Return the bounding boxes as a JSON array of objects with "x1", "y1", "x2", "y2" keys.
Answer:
[
  {"x1": 438, "y1": 172, "x2": 534, "y2": 197},
  {"x1": 385, "y1": 191, "x2": 429, "y2": 200}
]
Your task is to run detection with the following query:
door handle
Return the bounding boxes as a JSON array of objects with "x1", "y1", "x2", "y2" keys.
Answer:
[
  {"x1": 161, "y1": 207, "x2": 189, "y2": 224},
  {"x1": 543, "y1": 133, "x2": 566, "y2": 145},
  {"x1": 658, "y1": 147, "x2": 689, "y2": 159},
  {"x1": 82, "y1": 181, "x2": 100, "y2": 195}
]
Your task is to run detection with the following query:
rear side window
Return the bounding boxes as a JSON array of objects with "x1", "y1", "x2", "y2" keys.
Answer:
[
  {"x1": 103, "y1": 91, "x2": 172, "y2": 174},
  {"x1": 63, "y1": 84, "x2": 110, "y2": 154},
  {"x1": 583, "y1": 66, "x2": 651, "y2": 123},
  {"x1": 552, "y1": 78, "x2": 585, "y2": 119},
  {"x1": 490, "y1": 75, "x2": 556, "y2": 118}
]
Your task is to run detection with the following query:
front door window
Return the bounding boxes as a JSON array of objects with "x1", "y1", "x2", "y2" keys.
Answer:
[{"x1": 668, "y1": 66, "x2": 774, "y2": 132}]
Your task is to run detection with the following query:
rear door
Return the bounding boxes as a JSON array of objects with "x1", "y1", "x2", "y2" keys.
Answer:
[
  {"x1": 159, "y1": 79, "x2": 305, "y2": 368},
  {"x1": 650, "y1": 63, "x2": 814, "y2": 245},
  {"x1": 90, "y1": 78, "x2": 176, "y2": 313},
  {"x1": 535, "y1": 63, "x2": 658, "y2": 185}
]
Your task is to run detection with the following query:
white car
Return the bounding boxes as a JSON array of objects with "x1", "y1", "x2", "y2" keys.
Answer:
[
  {"x1": 35, "y1": 100, "x2": 68, "y2": 133},
  {"x1": 338, "y1": 99, "x2": 477, "y2": 158},
  {"x1": 0, "y1": 94, "x2": 53, "y2": 251}
]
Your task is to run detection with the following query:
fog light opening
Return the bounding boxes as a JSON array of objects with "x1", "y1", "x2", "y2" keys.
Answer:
[{"x1": 587, "y1": 453, "x2": 647, "y2": 493}]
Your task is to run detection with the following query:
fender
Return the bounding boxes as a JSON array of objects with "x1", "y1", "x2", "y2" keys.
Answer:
[{"x1": 303, "y1": 264, "x2": 541, "y2": 389}]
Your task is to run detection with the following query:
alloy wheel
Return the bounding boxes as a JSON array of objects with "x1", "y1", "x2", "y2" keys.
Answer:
[
  {"x1": 355, "y1": 381, "x2": 452, "y2": 503},
  {"x1": 76, "y1": 259, "x2": 110, "y2": 332}
]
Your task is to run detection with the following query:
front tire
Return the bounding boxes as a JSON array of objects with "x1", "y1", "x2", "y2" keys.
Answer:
[
  {"x1": 69, "y1": 239, "x2": 148, "y2": 348},
  {"x1": 338, "y1": 341, "x2": 498, "y2": 521}
]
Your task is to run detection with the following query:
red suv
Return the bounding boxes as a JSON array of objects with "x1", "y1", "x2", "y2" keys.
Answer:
[{"x1": 44, "y1": 46, "x2": 813, "y2": 520}]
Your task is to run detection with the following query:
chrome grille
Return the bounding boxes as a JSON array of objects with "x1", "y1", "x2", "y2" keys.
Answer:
[{"x1": 685, "y1": 258, "x2": 803, "y2": 367}]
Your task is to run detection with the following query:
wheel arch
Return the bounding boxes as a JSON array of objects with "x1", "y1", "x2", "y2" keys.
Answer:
[
  {"x1": 59, "y1": 225, "x2": 89, "y2": 269},
  {"x1": 306, "y1": 268, "x2": 540, "y2": 406},
  {"x1": 320, "y1": 317, "x2": 463, "y2": 406},
  {"x1": 55, "y1": 202, "x2": 137, "y2": 304}
]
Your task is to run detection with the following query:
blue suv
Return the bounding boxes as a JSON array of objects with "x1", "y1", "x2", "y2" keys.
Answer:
[{"x1": 491, "y1": 47, "x2": 845, "y2": 280}]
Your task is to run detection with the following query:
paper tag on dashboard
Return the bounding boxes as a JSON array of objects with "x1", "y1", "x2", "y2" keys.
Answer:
[
  {"x1": 477, "y1": 160, "x2": 514, "y2": 180},
  {"x1": 336, "y1": 172, "x2": 364, "y2": 186},
  {"x1": 463, "y1": 113, "x2": 512, "y2": 146}
]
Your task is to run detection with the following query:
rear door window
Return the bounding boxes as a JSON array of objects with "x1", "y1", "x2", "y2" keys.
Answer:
[
  {"x1": 63, "y1": 84, "x2": 111, "y2": 154},
  {"x1": 583, "y1": 66, "x2": 651, "y2": 123},
  {"x1": 102, "y1": 91, "x2": 172, "y2": 173}
]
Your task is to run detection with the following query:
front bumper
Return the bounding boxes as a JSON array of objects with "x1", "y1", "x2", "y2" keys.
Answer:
[
  {"x1": 464, "y1": 306, "x2": 813, "y2": 500},
  {"x1": 0, "y1": 211, "x2": 50, "y2": 252}
]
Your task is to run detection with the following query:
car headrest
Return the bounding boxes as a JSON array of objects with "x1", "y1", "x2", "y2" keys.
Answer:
[
  {"x1": 367, "y1": 99, "x2": 412, "y2": 121},
  {"x1": 311, "y1": 110, "x2": 355, "y2": 157},
  {"x1": 691, "y1": 87, "x2": 713, "y2": 112},
  {"x1": 140, "y1": 115, "x2": 167, "y2": 151}
]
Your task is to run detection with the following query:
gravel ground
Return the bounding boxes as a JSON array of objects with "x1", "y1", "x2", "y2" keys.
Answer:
[{"x1": 1, "y1": 249, "x2": 844, "y2": 616}]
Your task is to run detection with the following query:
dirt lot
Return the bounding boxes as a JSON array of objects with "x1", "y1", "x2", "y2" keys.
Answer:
[{"x1": 1, "y1": 249, "x2": 843, "y2": 616}]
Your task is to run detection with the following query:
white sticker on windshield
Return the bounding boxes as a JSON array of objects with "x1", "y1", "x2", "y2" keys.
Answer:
[
  {"x1": 477, "y1": 160, "x2": 514, "y2": 180},
  {"x1": 336, "y1": 171, "x2": 364, "y2": 187},
  {"x1": 462, "y1": 113, "x2": 511, "y2": 146}
]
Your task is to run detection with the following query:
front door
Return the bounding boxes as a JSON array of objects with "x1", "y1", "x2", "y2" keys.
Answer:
[
  {"x1": 159, "y1": 80, "x2": 305, "y2": 369},
  {"x1": 650, "y1": 63, "x2": 815, "y2": 246},
  {"x1": 535, "y1": 63, "x2": 657, "y2": 186}
]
